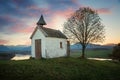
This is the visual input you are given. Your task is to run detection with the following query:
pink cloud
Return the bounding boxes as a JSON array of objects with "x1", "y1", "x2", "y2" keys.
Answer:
[
  {"x1": 46, "y1": 8, "x2": 74, "y2": 29},
  {"x1": 70, "y1": 1, "x2": 112, "y2": 15},
  {"x1": 76, "y1": 7, "x2": 112, "y2": 15},
  {"x1": 97, "y1": 8, "x2": 112, "y2": 14},
  {"x1": 45, "y1": 7, "x2": 112, "y2": 30},
  {"x1": 71, "y1": 0, "x2": 78, "y2": 4},
  {"x1": 27, "y1": 5, "x2": 50, "y2": 14},
  {"x1": 0, "y1": 15, "x2": 18, "y2": 23},
  {"x1": 16, "y1": 27, "x2": 34, "y2": 33},
  {"x1": 0, "y1": 39, "x2": 8, "y2": 45},
  {"x1": 27, "y1": 6, "x2": 48, "y2": 11},
  {"x1": 86, "y1": 7, "x2": 112, "y2": 14},
  {"x1": 4, "y1": 16, "x2": 36, "y2": 34},
  {"x1": 77, "y1": 7, "x2": 112, "y2": 14},
  {"x1": 19, "y1": 11, "x2": 40, "y2": 17},
  {"x1": 19, "y1": 6, "x2": 50, "y2": 17},
  {"x1": 11, "y1": 23, "x2": 35, "y2": 33},
  {"x1": 71, "y1": 0, "x2": 81, "y2": 7},
  {"x1": 55, "y1": 8, "x2": 74, "y2": 18},
  {"x1": 0, "y1": 15, "x2": 34, "y2": 34}
]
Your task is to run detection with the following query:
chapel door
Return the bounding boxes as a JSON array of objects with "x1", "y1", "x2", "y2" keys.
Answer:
[{"x1": 35, "y1": 39, "x2": 41, "y2": 59}]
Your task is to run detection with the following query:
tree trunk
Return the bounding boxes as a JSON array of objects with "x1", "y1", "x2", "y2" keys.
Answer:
[{"x1": 81, "y1": 45, "x2": 86, "y2": 58}]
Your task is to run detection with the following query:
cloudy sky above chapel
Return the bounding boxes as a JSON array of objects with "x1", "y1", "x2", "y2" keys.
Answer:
[{"x1": 0, "y1": 0, "x2": 120, "y2": 45}]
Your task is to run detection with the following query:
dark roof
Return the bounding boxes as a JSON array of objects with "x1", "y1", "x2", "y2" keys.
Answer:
[
  {"x1": 30, "y1": 26, "x2": 67, "y2": 39},
  {"x1": 42, "y1": 27, "x2": 67, "y2": 39},
  {"x1": 37, "y1": 15, "x2": 46, "y2": 25}
]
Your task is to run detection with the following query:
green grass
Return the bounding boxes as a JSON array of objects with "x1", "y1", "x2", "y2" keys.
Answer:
[
  {"x1": 70, "y1": 49, "x2": 112, "y2": 58},
  {"x1": 0, "y1": 57, "x2": 120, "y2": 80}
]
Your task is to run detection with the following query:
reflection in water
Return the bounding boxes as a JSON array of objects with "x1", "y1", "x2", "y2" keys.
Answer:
[
  {"x1": 11, "y1": 54, "x2": 31, "y2": 60},
  {"x1": 88, "y1": 58, "x2": 112, "y2": 61},
  {"x1": 11, "y1": 54, "x2": 112, "y2": 61}
]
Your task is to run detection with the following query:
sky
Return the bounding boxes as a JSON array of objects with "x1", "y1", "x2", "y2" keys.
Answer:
[{"x1": 0, "y1": 0, "x2": 120, "y2": 45}]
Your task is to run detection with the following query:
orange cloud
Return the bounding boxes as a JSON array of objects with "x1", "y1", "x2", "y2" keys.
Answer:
[
  {"x1": 103, "y1": 43, "x2": 117, "y2": 46},
  {"x1": 24, "y1": 40, "x2": 31, "y2": 45}
]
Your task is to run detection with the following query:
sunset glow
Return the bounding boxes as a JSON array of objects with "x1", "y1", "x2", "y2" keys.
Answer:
[{"x1": 0, "y1": 0, "x2": 120, "y2": 45}]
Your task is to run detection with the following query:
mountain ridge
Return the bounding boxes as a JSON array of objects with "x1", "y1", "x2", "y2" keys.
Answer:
[
  {"x1": 70, "y1": 43, "x2": 115, "y2": 50},
  {"x1": 0, "y1": 45, "x2": 31, "y2": 52},
  {"x1": 0, "y1": 43, "x2": 116, "y2": 52}
]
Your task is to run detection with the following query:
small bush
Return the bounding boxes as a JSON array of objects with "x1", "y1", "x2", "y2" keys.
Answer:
[
  {"x1": 0, "y1": 53, "x2": 15, "y2": 60},
  {"x1": 112, "y1": 43, "x2": 120, "y2": 61},
  {"x1": 30, "y1": 56, "x2": 35, "y2": 59}
]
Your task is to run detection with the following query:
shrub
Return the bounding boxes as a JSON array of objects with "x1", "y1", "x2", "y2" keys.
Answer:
[
  {"x1": 30, "y1": 56, "x2": 35, "y2": 59},
  {"x1": 112, "y1": 43, "x2": 120, "y2": 61},
  {"x1": 0, "y1": 53, "x2": 15, "y2": 60}
]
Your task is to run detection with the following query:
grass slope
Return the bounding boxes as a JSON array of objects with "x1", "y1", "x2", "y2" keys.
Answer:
[
  {"x1": 0, "y1": 58, "x2": 120, "y2": 80},
  {"x1": 71, "y1": 50, "x2": 112, "y2": 58}
]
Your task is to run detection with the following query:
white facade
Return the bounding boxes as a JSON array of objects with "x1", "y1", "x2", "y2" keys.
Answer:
[
  {"x1": 31, "y1": 27, "x2": 68, "y2": 58},
  {"x1": 45, "y1": 37, "x2": 67, "y2": 58}
]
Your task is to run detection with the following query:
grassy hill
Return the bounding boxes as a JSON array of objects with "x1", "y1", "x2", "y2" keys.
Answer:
[
  {"x1": 0, "y1": 58, "x2": 120, "y2": 80},
  {"x1": 71, "y1": 49, "x2": 112, "y2": 58}
]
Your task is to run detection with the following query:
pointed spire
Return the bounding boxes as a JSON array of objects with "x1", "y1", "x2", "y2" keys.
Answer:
[{"x1": 37, "y1": 14, "x2": 46, "y2": 26}]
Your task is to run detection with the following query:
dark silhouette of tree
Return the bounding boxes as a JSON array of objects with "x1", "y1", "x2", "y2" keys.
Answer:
[
  {"x1": 63, "y1": 7, "x2": 105, "y2": 58},
  {"x1": 112, "y1": 43, "x2": 120, "y2": 61}
]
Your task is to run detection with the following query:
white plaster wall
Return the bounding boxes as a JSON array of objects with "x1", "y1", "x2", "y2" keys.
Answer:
[
  {"x1": 31, "y1": 28, "x2": 46, "y2": 58},
  {"x1": 45, "y1": 37, "x2": 67, "y2": 58}
]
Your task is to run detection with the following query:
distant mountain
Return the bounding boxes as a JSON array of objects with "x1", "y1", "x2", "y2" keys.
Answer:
[
  {"x1": 22, "y1": 46, "x2": 31, "y2": 51},
  {"x1": 7, "y1": 45, "x2": 30, "y2": 51},
  {"x1": 0, "y1": 45, "x2": 31, "y2": 52},
  {"x1": 0, "y1": 43, "x2": 116, "y2": 52},
  {"x1": 70, "y1": 43, "x2": 115, "y2": 50},
  {"x1": 0, "y1": 45, "x2": 11, "y2": 52}
]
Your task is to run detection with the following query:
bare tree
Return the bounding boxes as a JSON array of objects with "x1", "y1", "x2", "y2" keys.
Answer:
[{"x1": 63, "y1": 7, "x2": 105, "y2": 58}]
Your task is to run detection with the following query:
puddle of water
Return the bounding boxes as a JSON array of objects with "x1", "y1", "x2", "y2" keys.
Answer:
[
  {"x1": 11, "y1": 54, "x2": 31, "y2": 60},
  {"x1": 88, "y1": 58, "x2": 112, "y2": 61}
]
